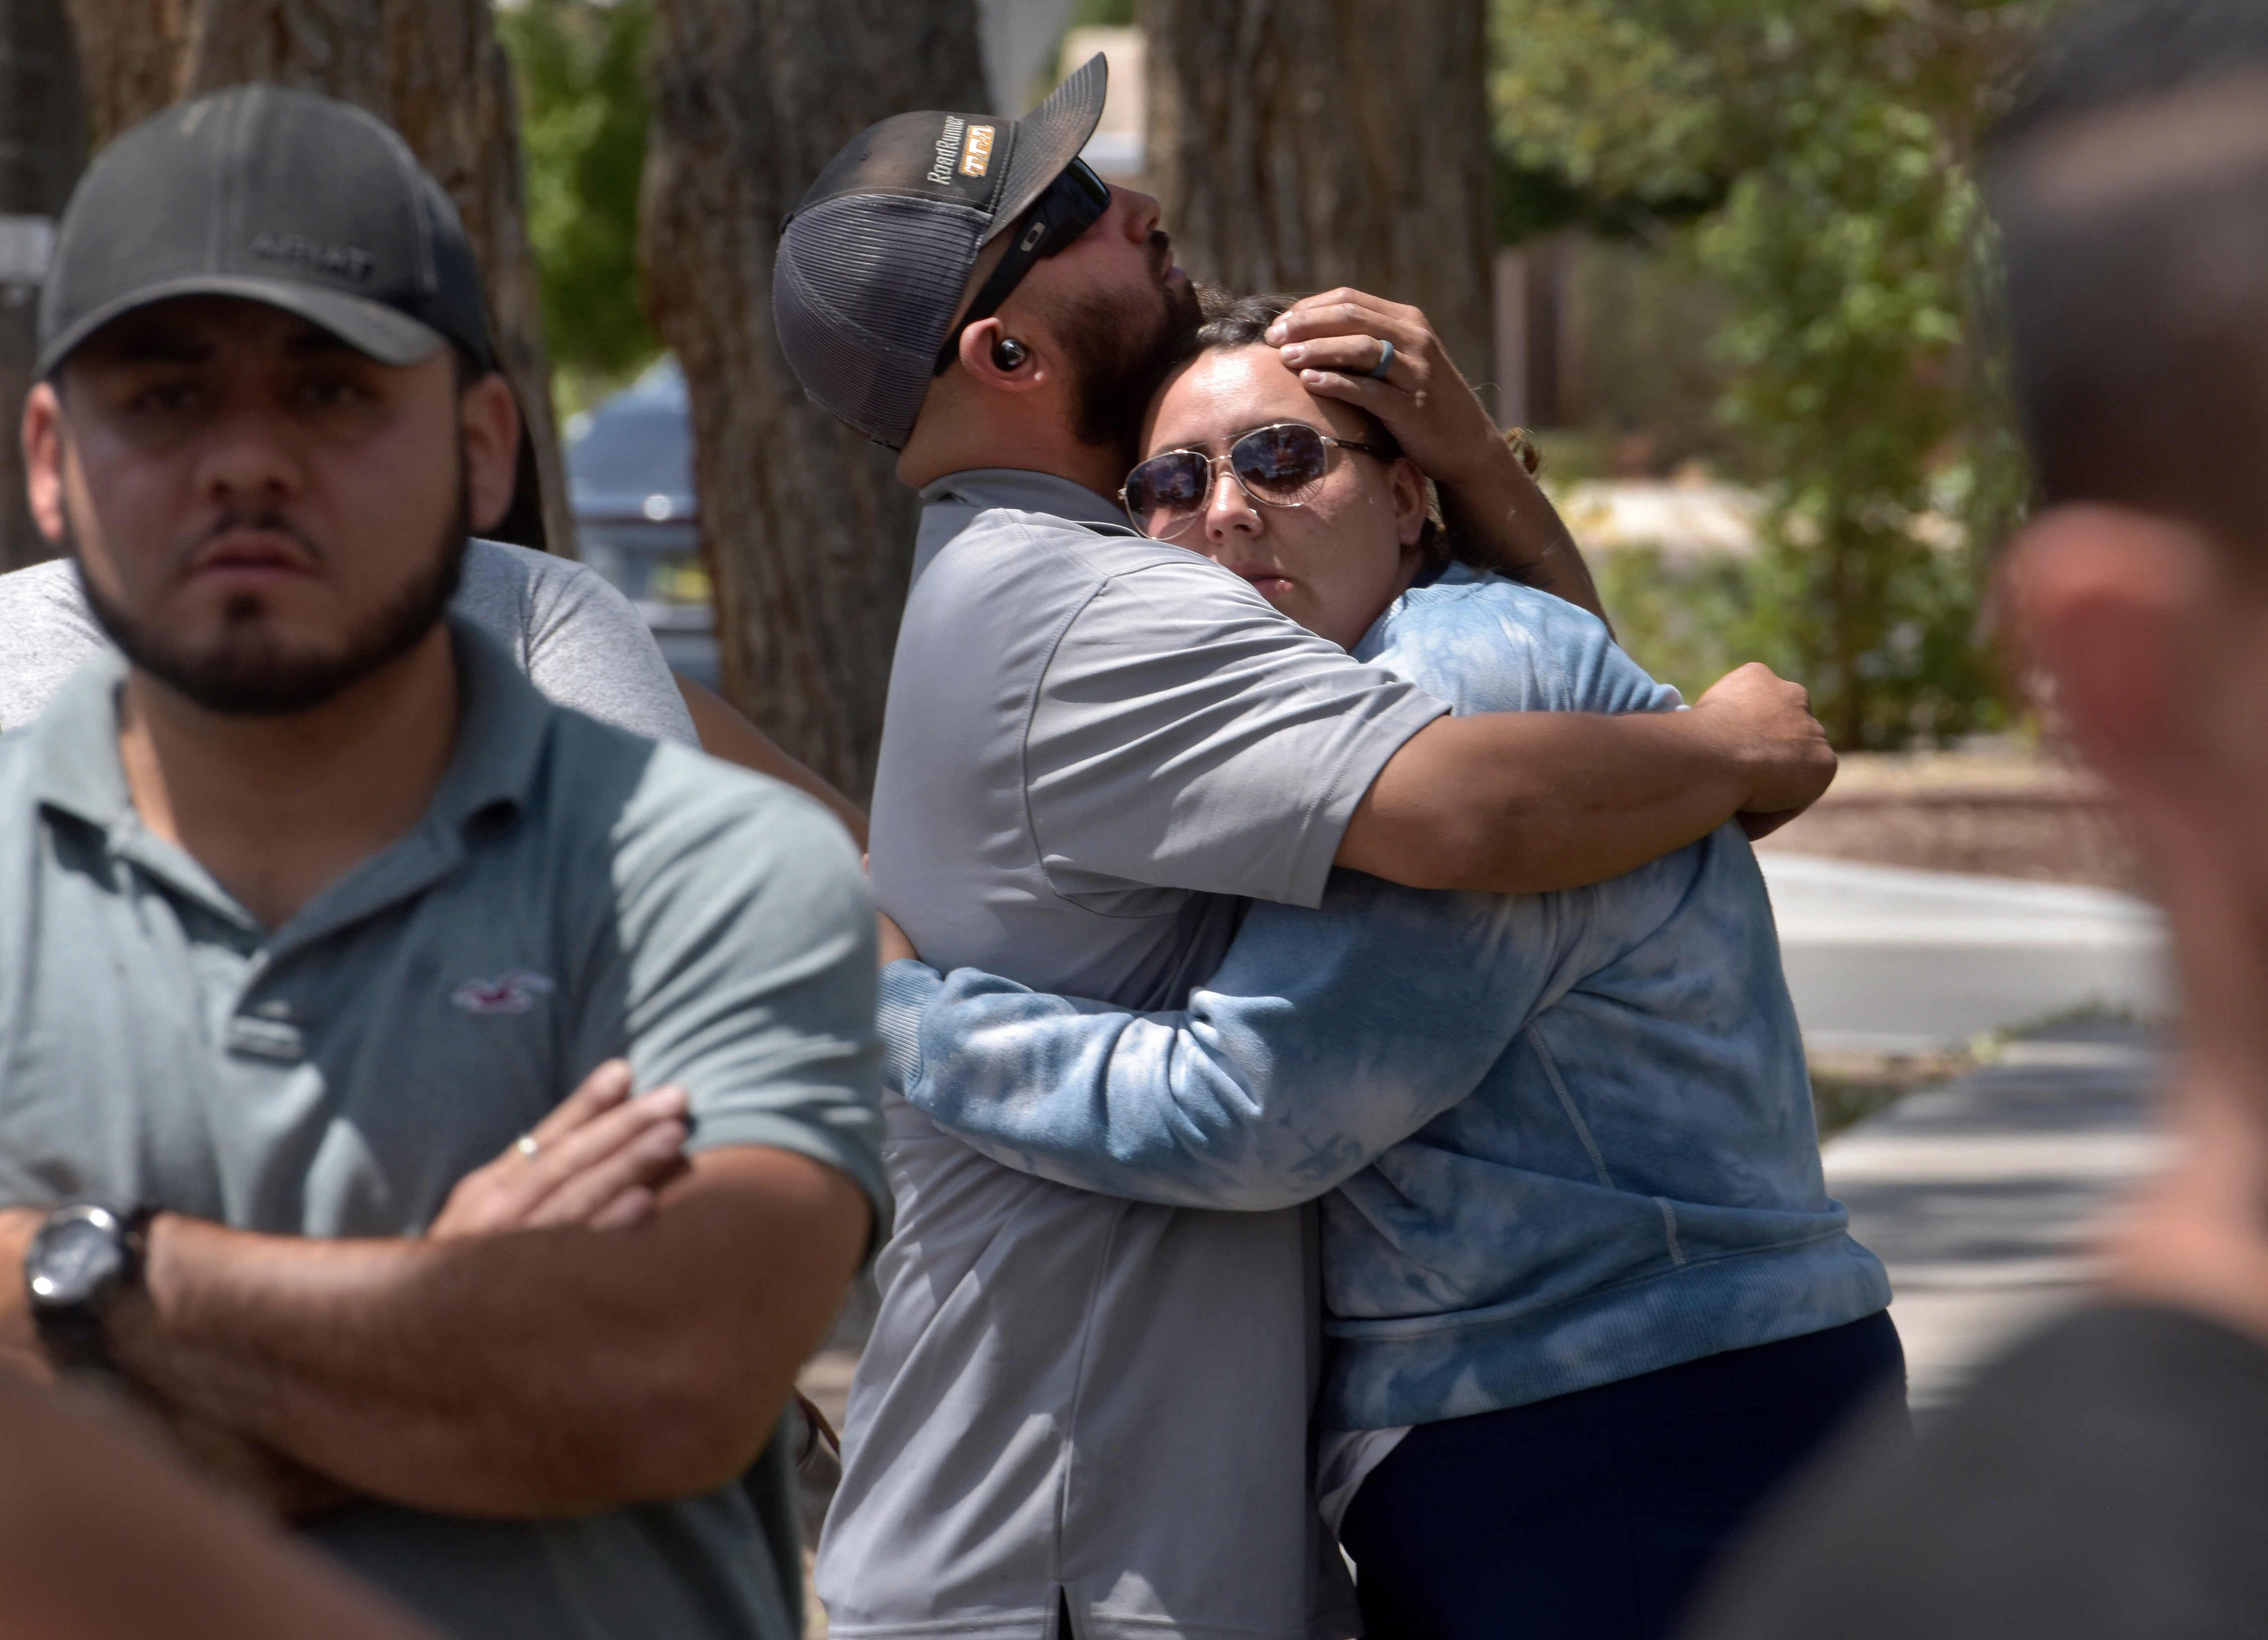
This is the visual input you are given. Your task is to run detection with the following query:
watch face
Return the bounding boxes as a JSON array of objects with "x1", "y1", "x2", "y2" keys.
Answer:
[{"x1": 28, "y1": 1212, "x2": 126, "y2": 1309}]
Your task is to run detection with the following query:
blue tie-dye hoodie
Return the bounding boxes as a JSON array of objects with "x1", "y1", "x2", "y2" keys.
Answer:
[{"x1": 878, "y1": 563, "x2": 1890, "y2": 1432}]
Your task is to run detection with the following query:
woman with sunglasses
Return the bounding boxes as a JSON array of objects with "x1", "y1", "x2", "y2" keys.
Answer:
[{"x1": 873, "y1": 288, "x2": 1899, "y2": 1640}]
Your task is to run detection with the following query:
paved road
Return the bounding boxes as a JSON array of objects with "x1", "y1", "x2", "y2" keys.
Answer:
[
  {"x1": 1822, "y1": 1019, "x2": 2170, "y2": 1410},
  {"x1": 1760, "y1": 855, "x2": 2177, "y2": 1403},
  {"x1": 1759, "y1": 853, "x2": 2169, "y2": 1053}
]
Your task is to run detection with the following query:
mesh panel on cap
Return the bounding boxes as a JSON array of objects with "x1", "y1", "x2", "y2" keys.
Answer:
[{"x1": 774, "y1": 192, "x2": 985, "y2": 448}]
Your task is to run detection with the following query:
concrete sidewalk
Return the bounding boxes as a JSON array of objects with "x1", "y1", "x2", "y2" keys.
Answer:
[
  {"x1": 1822, "y1": 1018, "x2": 2172, "y2": 1410},
  {"x1": 1760, "y1": 853, "x2": 2168, "y2": 1054}
]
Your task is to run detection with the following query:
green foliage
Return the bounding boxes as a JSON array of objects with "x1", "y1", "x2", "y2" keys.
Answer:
[
  {"x1": 1591, "y1": 545, "x2": 1755, "y2": 704},
  {"x1": 1495, "y1": 0, "x2": 2059, "y2": 747},
  {"x1": 499, "y1": 0, "x2": 660, "y2": 400}
]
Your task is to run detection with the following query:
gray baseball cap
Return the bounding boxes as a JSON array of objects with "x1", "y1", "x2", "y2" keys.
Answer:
[
  {"x1": 38, "y1": 85, "x2": 496, "y2": 379},
  {"x1": 773, "y1": 54, "x2": 1109, "y2": 449}
]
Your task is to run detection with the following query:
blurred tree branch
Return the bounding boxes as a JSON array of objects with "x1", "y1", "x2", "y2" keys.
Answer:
[
  {"x1": 641, "y1": 0, "x2": 986, "y2": 802},
  {"x1": 1149, "y1": 0, "x2": 1495, "y2": 386},
  {"x1": 0, "y1": 0, "x2": 83, "y2": 572}
]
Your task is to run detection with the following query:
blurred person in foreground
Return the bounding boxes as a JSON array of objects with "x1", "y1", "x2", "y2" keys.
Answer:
[
  {"x1": 778, "y1": 55, "x2": 1840, "y2": 1640},
  {"x1": 0, "y1": 86, "x2": 884, "y2": 1640},
  {"x1": 1682, "y1": 3, "x2": 2268, "y2": 1634},
  {"x1": 876, "y1": 287, "x2": 1900, "y2": 1640},
  {"x1": 0, "y1": 1367, "x2": 436, "y2": 1640}
]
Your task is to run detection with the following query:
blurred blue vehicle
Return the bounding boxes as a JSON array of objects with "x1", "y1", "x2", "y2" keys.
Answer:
[{"x1": 562, "y1": 356, "x2": 722, "y2": 690}]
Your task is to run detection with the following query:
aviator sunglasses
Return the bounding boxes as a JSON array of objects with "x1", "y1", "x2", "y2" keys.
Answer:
[
  {"x1": 933, "y1": 158, "x2": 1116, "y2": 375},
  {"x1": 1120, "y1": 422, "x2": 1393, "y2": 539}
]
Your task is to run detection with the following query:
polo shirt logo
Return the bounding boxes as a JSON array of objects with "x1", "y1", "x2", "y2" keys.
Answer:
[{"x1": 450, "y1": 969, "x2": 555, "y2": 1014}]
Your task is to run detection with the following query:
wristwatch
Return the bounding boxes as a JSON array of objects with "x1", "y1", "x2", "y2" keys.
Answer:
[{"x1": 23, "y1": 1203, "x2": 152, "y2": 1375}]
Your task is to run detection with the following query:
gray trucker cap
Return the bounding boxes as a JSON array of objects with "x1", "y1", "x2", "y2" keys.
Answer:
[
  {"x1": 38, "y1": 85, "x2": 496, "y2": 379},
  {"x1": 774, "y1": 54, "x2": 1109, "y2": 449}
]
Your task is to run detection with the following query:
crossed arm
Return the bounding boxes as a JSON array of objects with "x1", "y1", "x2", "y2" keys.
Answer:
[{"x1": 0, "y1": 1132, "x2": 867, "y2": 1519}]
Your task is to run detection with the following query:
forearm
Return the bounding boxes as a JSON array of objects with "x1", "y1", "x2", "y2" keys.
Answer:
[
  {"x1": 889, "y1": 966, "x2": 1329, "y2": 1211},
  {"x1": 891, "y1": 885, "x2": 1546, "y2": 1207},
  {"x1": 0, "y1": 1212, "x2": 48, "y2": 1379},
  {"x1": 106, "y1": 1150, "x2": 867, "y2": 1518},
  {"x1": 1340, "y1": 709, "x2": 1746, "y2": 893},
  {"x1": 1435, "y1": 439, "x2": 1607, "y2": 625}
]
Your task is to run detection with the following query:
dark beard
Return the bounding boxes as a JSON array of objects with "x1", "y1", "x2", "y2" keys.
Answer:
[
  {"x1": 79, "y1": 491, "x2": 469, "y2": 718},
  {"x1": 1051, "y1": 239, "x2": 1206, "y2": 468}
]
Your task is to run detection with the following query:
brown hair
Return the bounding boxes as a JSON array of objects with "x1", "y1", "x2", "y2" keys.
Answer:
[{"x1": 1182, "y1": 288, "x2": 1541, "y2": 573}]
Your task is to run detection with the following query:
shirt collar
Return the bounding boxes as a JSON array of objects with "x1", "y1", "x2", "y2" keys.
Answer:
[
  {"x1": 28, "y1": 616, "x2": 553, "y2": 942},
  {"x1": 913, "y1": 467, "x2": 1135, "y2": 581}
]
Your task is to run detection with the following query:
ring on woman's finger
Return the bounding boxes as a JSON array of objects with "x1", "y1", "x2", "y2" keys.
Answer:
[
  {"x1": 515, "y1": 1133, "x2": 542, "y2": 1160},
  {"x1": 1366, "y1": 338, "x2": 1396, "y2": 380}
]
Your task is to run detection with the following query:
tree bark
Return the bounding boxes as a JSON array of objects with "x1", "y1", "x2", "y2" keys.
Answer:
[
  {"x1": 642, "y1": 0, "x2": 986, "y2": 802},
  {"x1": 63, "y1": 0, "x2": 576, "y2": 555},
  {"x1": 1147, "y1": 0, "x2": 1494, "y2": 387},
  {"x1": 0, "y1": 0, "x2": 83, "y2": 571}
]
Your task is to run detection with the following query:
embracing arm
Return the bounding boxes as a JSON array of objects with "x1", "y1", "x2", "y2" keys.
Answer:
[
  {"x1": 883, "y1": 876, "x2": 1565, "y2": 1210},
  {"x1": 101, "y1": 1144, "x2": 868, "y2": 1519},
  {"x1": 1337, "y1": 661, "x2": 1834, "y2": 893}
]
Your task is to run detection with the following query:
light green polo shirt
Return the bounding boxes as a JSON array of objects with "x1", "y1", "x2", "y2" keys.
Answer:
[{"x1": 0, "y1": 620, "x2": 885, "y2": 1640}]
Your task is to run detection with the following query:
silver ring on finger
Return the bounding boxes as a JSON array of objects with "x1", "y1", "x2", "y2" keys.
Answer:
[
  {"x1": 515, "y1": 1133, "x2": 542, "y2": 1160},
  {"x1": 1366, "y1": 338, "x2": 1396, "y2": 380}
]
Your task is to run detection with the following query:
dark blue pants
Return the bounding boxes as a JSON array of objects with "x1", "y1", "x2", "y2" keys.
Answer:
[{"x1": 1338, "y1": 1310, "x2": 1906, "y2": 1640}]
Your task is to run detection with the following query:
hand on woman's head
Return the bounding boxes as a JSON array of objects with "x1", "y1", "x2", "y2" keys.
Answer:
[{"x1": 1265, "y1": 289, "x2": 1505, "y2": 493}]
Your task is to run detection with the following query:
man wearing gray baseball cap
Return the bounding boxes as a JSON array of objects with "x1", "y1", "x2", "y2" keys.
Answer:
[
  {"x1": 0, "y1": 86, "x2": 887, "y2": 1640},
  {"x1": 780, "y1": 58, "x2": 1840, "y2": 1640}
]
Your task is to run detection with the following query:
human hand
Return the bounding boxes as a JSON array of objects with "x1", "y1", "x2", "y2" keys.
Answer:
[
  {"x1": 429, "y1": 1060, "x2": 689, "y2": 1238},
  {"x1": 1267, "y1": 288, "x2": 1504, "y2": 491},
  {"x1": 1692, "y1": 663, "x2": 1837, "y2": 831},
  {"x1": 877, "y1": 911, "x2": 920, "y2": 967}
]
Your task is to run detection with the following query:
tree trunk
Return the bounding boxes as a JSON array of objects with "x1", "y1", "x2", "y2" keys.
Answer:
[
  {"x1": 1147, "y1": 0, "x2": 1494, "y2": 387},
  {"x1": 0, "y1": 0, "x2": 83, "y2": 571},
  {"x1": 643, "y1": 0, "x2": 986, "y2": 802},
  {"x1": 63, "y1": 0, "x2": 576, "y2": 556}
]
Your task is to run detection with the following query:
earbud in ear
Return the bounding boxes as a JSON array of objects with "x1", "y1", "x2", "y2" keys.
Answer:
[{"x1": 992, "y1": 336, "x2": 1029, "y2": 371}]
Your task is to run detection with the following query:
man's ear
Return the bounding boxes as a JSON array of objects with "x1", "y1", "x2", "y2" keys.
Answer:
[
  {"x1": 460, "y1": 371, "x2": 522, "y2": 534},
  {"x1": 22, "y1": 382, "x2": 68, "y2": 545},
  {"x1": 953, "y1": 317, "x2": 1051, "y2": 395},
  {"x1": 2001, "y1": 503, "x2": 2214, "y2": 797}
]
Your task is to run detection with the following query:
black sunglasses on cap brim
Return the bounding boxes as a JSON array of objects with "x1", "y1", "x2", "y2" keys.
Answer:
[{"x1": 932, "y1": 158, "x2": 1114, "y2": 375}]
